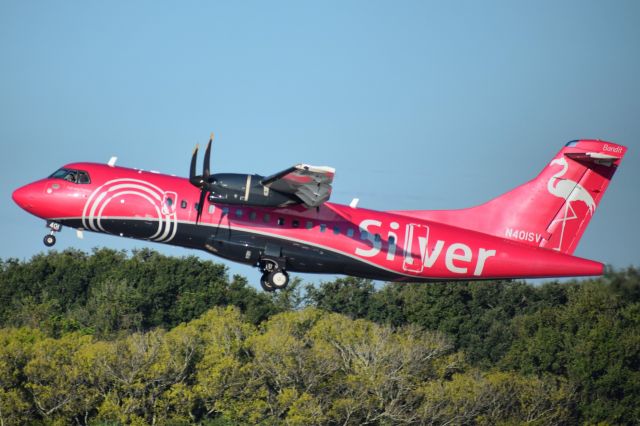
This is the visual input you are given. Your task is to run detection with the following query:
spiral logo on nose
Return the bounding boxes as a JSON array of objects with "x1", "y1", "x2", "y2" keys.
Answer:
[{"x1": 82, "y1": 178, "x2": 178, "y2": 243}]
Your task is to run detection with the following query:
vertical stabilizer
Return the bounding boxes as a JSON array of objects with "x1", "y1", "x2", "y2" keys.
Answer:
[{"x1": 391, "y1": 140, "x2": 626, "y2": 254}]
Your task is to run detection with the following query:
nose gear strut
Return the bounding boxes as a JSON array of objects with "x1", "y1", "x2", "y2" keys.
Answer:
[{"x1": 43, "y1": 221, "x2": 62, "y2": 247}]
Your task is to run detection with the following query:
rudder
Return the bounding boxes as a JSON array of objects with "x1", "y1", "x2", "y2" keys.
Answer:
[{"x1": 539, "y1": 140, "x2": 625, "y2": 253}]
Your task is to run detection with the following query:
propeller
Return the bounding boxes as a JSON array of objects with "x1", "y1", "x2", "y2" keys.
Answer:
[{"x1": 189, "y1": 133, "x2": 214, "y2": 223}]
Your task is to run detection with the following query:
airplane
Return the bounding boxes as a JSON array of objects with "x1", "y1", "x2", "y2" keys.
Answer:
[{"x1": 12, "y1": 137, "x2": 626, "y2": 292}]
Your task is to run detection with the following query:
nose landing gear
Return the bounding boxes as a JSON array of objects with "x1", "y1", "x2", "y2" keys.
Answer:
[
  {"x1": 43, "y1": 234, "x2": 56, "y2": 247},
  {"x1": 259, "y1": 256, "x2": 289, "y2": 292},
  {"x1": 43, "y1": 221, "x2": 62, "y2": 247}
]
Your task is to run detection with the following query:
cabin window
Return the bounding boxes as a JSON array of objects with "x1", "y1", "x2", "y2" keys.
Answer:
[
  {"x1": 165, "y1": 198, "x2": 174, "y2": 208},
  {"x1": 277, "y1": 217, "x2": 285, "y2": 226},
  {"x1": 222, "y1": 207, "x2": 229, "y2": 215},
  {"x1": 181, "y1": 200, "x2": 188, "y2": 209},
  {"x1": 208, "y1": 204, "x2": 215, "y2": 214},
  {"x1": 305, "y1": 221, "x2": 313, "y2": 229},
  {"x1": 235, "y1": 209, "x2": 243, "y2": 218},
  {"x1": 347, "y1": 228, "x2": 355, "y2": 238},
  {"x1": 333, "y1": 226, "x2": 340, "y2": 235},
  {"x1": 374, "y1": 234, "x2": 381, "y2": 242},
  {"x1": 360, "y1": 230, "x2": 369, "y2": 240},
  {"x1": 263, "y1": 213, "x2": 271, "y2": 223},
  {"x1": 320, "y1": 224, "x2": 327, "y2": 233},
  {"x1": 194, "y1": 202, "x2": 200, "y2": 211},
  {"x1": 292, "y1": 220, "x2": 299, "y2": 228},
  {"x1": 389, "y1": 235, "x2": 396, "y2": 245},
  {"x1": 249, "y1": 211, "x2": 257, "y2": 221}
]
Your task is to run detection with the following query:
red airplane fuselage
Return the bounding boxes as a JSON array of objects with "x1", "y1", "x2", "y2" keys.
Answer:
[{"x1": 12, "y1": 139, "x2": 626, "y2": 290}]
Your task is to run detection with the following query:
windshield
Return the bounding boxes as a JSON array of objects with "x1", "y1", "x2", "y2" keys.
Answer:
[{"x1": 49, "y1": 168, "x2": 91, "y2": 184}]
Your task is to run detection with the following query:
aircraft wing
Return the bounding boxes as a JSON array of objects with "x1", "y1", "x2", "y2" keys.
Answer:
[{"x1": 261, "y1": 164, "x2": 335, "y2": 207}]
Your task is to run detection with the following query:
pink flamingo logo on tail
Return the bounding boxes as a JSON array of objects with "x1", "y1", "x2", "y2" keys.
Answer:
[{"x1": 547, "y1": 156, "x2": 596, "y2": 251}]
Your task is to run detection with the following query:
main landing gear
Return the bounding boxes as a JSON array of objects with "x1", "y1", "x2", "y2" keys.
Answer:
[
  {"x1": 43, "y1": 221, "x2": 61, "y2": 247},
  {"x1": 259, "y1": 257, "x2": 289, "y2": 292}
]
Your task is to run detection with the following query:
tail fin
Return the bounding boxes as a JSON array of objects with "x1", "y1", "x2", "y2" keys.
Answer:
[{"x1": 392, "y1": 140, "x2": 626, "y2": 254}]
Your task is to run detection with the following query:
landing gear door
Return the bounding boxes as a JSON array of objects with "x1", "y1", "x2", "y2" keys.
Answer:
[
  {"x1": 161, "y1": 192, "x2": 178, "y2": 216},
  {"x1": 403, "y1": 224, "x2": 429, "y2": 273}
]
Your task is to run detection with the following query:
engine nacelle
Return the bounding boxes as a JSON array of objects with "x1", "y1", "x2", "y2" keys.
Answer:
[{"x1": 206, "y1": 173, "x2": 298, "y2": 207}]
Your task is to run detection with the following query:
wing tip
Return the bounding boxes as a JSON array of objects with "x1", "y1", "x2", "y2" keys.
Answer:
[{"x1": 296, "y1": 164, "x2": 336, "y2": 174}]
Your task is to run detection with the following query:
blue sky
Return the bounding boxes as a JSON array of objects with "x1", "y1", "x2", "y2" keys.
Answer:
[{"x1": 1, "y1": 1, "x2": 638, "y2": 287}]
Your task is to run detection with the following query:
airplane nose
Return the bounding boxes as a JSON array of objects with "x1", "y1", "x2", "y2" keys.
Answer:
[{"x1": 12, "y1": 183, "x2": 36, "y2": 211}]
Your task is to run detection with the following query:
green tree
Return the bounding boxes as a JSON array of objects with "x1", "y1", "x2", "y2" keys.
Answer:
[
  {"x1": 502, "y1": 280, "x2": 640, "y2": 424},
  {"x1": 309, "y1": 313, "x2": 452, "y2": 424},
  {"x1": 305, "y1": 277, "x2": 376, "y2": 319},
  {"x1": 192, "y1": 306, "x2": 256, "y2": 423},
  {"x1": 417, "y1": 370, "x2": 574, "y2": 425},
  {"x1": 0, "y1": 327, "x2": 43, "y2": 425},
  {"x1": 80, "y1": 278, "x2": 143, "y2": 336},
  {"x1": 0, "y1": 248, "x2": 282, "y2": 335},
  {"x1": 24, "y1": 332, "x2": 98, "y2": 424}
]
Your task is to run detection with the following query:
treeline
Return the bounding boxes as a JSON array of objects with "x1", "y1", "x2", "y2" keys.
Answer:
[
  {"x1": 0, "y1": 248, "x2": 638, "y2": 424},
  {"x1": 0, "y1": 248, "x2": 280, "y2": 336}
]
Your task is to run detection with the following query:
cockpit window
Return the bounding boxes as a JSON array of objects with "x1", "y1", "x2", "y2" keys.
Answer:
[
  {"x1": 49, "y1": 168, "x2": 71, "y2": 179},
  {"x1": 77, "y1": 171, "x2": 90, "y2": 184},
  {"x1": 49, "y1": 168, "x2": 91, "y2": 184}
]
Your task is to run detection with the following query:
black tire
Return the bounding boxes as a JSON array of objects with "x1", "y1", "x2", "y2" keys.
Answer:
[
  {"x1": 268, "y1": 270, "x2": 289, "y2": 290},
  {"x1": 43, "y1": 234, "x2": 56, "y2": 247},
  {"x1": 260, "y1": 274, "x2": 276, "y2": 292}
]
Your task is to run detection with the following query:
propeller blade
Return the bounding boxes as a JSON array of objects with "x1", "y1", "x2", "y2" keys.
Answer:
[
  {"x1": 203, "y1": 133, "x2": 213, "y2": 179},
  {"x1": 189, "y1": 144, "x2": 200, "y2": 185},
  {"x1": 196, "y1": 187, "x2": 207, "y2": 224},
  {"x1": 190, "y1": 133, "x2": 215, "y2": 225}
]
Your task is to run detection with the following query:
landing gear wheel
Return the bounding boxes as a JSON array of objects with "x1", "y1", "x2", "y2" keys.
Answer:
[
  {"x1": 258, "y1": 256, "x2": 289, "y2": 291},
  {"x1": 260, "y1": 274, "x2": 276, "y2": 292},
  {"x1": 268, "y1": 270, "x2": 289, "y2": 290},
  {"x1": 43, "y1": 234, "x2": 56, "y2": 247}
]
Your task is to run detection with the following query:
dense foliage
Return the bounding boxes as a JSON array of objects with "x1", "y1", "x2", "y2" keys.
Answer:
[
  {"x1": 0, "y1": 248, "x2": 279, "y2": 336},
  {"x1": 0, "y1": 249, "x2": 638, "y2": 424}
]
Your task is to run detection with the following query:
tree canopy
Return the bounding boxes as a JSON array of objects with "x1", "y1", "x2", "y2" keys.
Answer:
[{"x1": 0, "y1": 249, "x2": 638, "y2": 424}]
